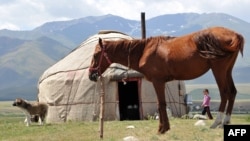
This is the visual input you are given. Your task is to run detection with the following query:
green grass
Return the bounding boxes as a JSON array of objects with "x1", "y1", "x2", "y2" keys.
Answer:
[
  {"x1": 1, "y1": 115, "x2": 250, "y2": 141},
  {"x1": 1, "y1": 101, "x2": 250, "y2": 141}
]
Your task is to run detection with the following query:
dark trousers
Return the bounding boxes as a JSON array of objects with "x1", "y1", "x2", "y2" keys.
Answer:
[{"x1": 202, "y1": 106, "x2": 213, "y2": 119}]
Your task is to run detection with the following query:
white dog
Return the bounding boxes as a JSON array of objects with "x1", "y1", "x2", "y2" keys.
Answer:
[
  {"x1": 12, "y1": 98, "x2": 48, "y2": 126},
  {"x1": 193, "y1": 114, "x2": 207, "y2": 126},
  {"x1": 194, "y1": 120, "x2": 206, "y2": 126},
  {"x1": 193, "y1": 114, "x2": 207, "y2": 120}
]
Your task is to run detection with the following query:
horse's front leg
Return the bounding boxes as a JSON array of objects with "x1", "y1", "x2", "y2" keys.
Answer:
[
  {"x1": 152, "y1": 81, "x2": 170, "y2": 134},
  {"x1": 158, "y1": 100, "x2": 169, "y2": 134}
]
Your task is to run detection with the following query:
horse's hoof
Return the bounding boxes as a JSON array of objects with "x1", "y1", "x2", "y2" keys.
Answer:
[
  {"x1": 210, "y1": 121, "x2": 222, "y2": 129},
  {"x1": 158, "y1": 130, "x2": 167, "y2": 134},
  {"x1": 218, "y1": 124, "x2": 224, "y2": 128},
  {"x1": 218, "y1": 121, "x2": 230, "y2": 128},
  {"x1": 158, "y1": 126, "x2": 170, "y2": 134},
  {"x1": 223, "y1": 121, "x2": 230, "y2": 125}
]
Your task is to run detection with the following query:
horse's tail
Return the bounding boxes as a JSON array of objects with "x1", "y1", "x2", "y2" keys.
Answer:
[
  {"x1": 194, "y1": 33, "x2": 227, "y2": 59},
  {"x1": 194, "y1": 30, "x2": 244, "y2": 59},
  {"x1": 231, "y1": 33, "x2": 244, "y2": 57}
]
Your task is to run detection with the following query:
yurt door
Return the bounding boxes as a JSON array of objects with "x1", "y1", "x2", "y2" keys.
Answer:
[{"x1": 118, "y1": 80, "x2": 141, "y2": 120}]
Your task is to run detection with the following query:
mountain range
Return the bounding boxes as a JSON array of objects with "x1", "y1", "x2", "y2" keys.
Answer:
[{"x1": 0, "y1": 13, "x2": 250, "y2": 100}]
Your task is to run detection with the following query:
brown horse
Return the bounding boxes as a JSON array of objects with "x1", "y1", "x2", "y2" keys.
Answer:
[{"x1": 89, "y1": 26, "x2": 244, "y2": 134}]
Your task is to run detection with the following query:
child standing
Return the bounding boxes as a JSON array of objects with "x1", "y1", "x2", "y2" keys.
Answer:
[{"x1": 201, "y1": 89, "x2": 213, "y2": 119}]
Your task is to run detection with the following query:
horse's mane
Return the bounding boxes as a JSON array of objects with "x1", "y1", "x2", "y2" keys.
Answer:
[
  {"x1": 146, "y1": 36, "x2": 176, "y2": 42},
  {"x1": 105, "y1": 36, "x2": 176, "y2": 54}
]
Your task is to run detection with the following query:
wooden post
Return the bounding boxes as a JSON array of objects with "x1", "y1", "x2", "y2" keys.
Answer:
[
  {"x1": 141, "y1": 12, "x2": 146, "y2": 39},
  {"x1": 99, "y1": 76, "x2": 105, "y2": 139}
]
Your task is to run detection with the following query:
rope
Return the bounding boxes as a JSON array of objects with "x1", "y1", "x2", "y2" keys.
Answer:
[
  {"x1": 64, "y1": 71, "x2": 77, "y2": 121},
  {"x1": 122, "y1": 42, "x2": 131, "y2": 84},
  {"x1": 99, "y1": 75, "x2": 105, "y2": 139},
  {"x1": 178, "y1": 81, "x2": 182, "y2": 117},
  {"x1": 127, "y1": 42, "x2": 131, "y2": 69},
  {"x1": 166, "y1": 83, "x2": 180, "y2": 117}
]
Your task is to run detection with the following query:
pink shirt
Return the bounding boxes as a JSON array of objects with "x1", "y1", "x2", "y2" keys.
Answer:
[{"x1": 202, "y1": 95, "x2": 211, "y2": 107}]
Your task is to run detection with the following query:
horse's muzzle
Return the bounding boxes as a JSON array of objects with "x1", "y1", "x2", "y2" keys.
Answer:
[{"x1": 89, "y1": 72, "x2": 99, "y2": 82}]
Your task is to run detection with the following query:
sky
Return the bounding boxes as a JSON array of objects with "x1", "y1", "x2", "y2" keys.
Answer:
[{"x1": 0, "y1": 0, "x2": 250, "y2": 30}]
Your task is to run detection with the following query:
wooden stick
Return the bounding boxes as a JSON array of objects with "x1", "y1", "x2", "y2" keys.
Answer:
[
  {"x1": 141, "y1": 12, "x2": 146, "y2": 39},
  {"x1": 99, "y1": 76, "x2": 105, "y2": 139}
]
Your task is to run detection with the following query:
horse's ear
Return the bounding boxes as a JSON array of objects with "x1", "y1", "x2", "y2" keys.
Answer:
[{"x1": 99, "y1": 38, "x2": 103, "y2": 49}]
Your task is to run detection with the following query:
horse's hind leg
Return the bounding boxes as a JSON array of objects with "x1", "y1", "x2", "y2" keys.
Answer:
[
  {"x1": 220, "y1": 53, "x2": 238, "y2": 127},
  {"x1": 210, "y1": 64, "x2": 230, "y2": 128},
  {"x1": 222, "y1": 67, "x2": 237, "y2": 126},
  {"x1": 212, "y1": 76, "x2": 236, "y2": 128},
  {"x1": 210, "y1": 56, "x2": 238, "y2": 128}
]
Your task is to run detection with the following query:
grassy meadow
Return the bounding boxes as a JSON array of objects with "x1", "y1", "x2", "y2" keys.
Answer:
[{"x1": 1, "y1": 101, "x2": 250, "y2": 141}]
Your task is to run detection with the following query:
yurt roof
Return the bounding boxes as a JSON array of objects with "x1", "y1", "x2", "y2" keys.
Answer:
[{"x1": 38, "y1": 30, "x2": 144, "y2": 84}]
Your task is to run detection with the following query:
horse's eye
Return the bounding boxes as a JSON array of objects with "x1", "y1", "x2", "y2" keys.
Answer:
[{"x1": 93, "y1": 54, "x2": 98, "y2": 63}]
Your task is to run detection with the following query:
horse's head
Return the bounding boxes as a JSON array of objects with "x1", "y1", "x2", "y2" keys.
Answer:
[{"x1": 89, "y1": 38, "x2": 112, "y2": 81}]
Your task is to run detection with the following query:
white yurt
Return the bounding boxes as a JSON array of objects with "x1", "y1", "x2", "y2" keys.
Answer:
[{"x1": 38, "y1": 31, "x2": 188, "y2": 123}]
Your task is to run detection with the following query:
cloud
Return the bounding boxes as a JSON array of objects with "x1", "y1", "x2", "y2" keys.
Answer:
[
  {"x1": 81, "y1": 0, "x2": 250, "y2": 22},
  {"x1": 0, "y1": 0, "x2": 249, "y2": 30},
  {"x1": 0, "y1": 0, "x2": 49, "y2": 30}
]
